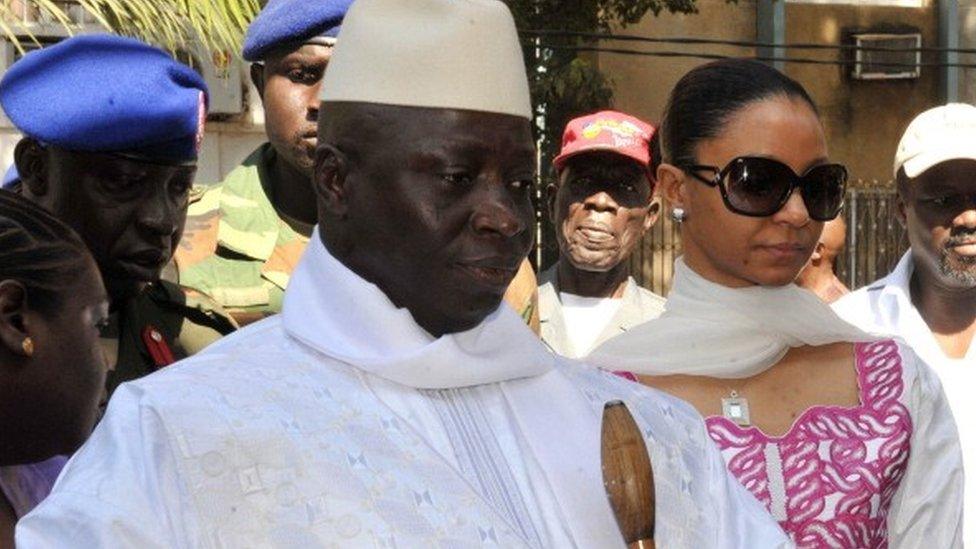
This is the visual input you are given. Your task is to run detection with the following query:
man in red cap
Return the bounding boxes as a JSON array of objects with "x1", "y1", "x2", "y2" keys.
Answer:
[{"x1": 539, "y1": 110, "x2": 665, "y2": 358}]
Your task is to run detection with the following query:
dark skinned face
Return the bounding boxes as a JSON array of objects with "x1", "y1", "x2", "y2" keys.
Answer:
[
  {"x1": 0, "y1": 260, "x2": 108, "y2": 462},
  {"x1": 28, "y1": 262, "x2": 109, "y2": 455},
  {"x1": 317, "y1": 105, "x2": 536, "y2": 336},
  {"x1": 550, "y1": 152, "x2": 655, "y2": 272},
  {"x1": 254, "y1": 44, "x2": 333, "y2": 176},
  {"x1": 900, "y1": 159, "x2": 976, "y2": 288},
  {"x1": 658, "y1": 97, "x2": 828, "y2": 288},
  {"x1": 32, "y1": 146, "x2": 195, "y2": 300}
]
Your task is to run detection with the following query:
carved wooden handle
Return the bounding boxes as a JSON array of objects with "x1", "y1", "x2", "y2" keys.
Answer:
[{"x1": 601, "y1": 400, "x2": 655, "y2": 549}]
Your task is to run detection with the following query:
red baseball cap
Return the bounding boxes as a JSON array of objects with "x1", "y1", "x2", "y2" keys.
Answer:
[{"x1": 552, "y1": 110, "x2": 656, "y2": 174}]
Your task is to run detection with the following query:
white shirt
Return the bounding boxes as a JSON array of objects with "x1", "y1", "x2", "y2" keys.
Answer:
[
  {"x1": 537, "y1": 268, "x2": 666, "y2": 359},
  {"x1": 834, "y1": 251, "x2": 975, "y2": 544},
  {"x1": 18, "y1": 234, "x2": 789, "y2": 549},
  {"x1": 558, "y1": 292, "x2": 623, "y2": 357}
]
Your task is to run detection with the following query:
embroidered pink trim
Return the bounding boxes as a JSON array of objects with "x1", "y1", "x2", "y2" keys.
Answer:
[{"x1": 706, "y1": 340, "x2": 912, "y2": 549}]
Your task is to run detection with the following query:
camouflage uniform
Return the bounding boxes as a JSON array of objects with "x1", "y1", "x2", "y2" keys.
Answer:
[
  {"x1": 176, "y1": 142, "x2": 541, "y2": 333},
  {"x1": 100, "y1": 280, "x2": 238, "y2": 396},
  {"x1": 174, "y1": 144, "x2": 310, "y2": 326}
]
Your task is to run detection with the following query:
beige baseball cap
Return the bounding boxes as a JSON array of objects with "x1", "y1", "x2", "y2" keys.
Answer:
[
  {"x1": 894, "y1": 103, "x2": 976, "y2": 178},
  {"x1": 319, "y1": 0, "x2": 532, "y2": 120}
]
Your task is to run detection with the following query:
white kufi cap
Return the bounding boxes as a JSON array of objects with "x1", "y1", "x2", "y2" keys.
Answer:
[
  {"x1": 319, "y1": 0, "x2": 532, "y2": 119},
  {"x1": 894, "y1": 103, "x2": 976, "y2": 178}
]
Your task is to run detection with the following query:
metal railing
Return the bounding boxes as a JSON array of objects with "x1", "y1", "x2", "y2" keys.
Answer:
[{"x1": 837, "y1": 186, "x2": 907, "y2": 289}]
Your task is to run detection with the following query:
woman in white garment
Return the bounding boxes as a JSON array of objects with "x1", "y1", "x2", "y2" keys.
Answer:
[
  {"x1": 590, "y1": 59, "x2": 963, "y2": 548},
  {"x1": 0, "y1": 191, "x2": 109, "y2": 548}
]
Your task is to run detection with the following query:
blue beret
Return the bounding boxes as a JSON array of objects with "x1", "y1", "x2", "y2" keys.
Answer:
[
  {"x1": 0, "y1": 34, "x2": 208, "y2": 164},
  {"x1": 242, "y1": 0, "x2": 352, "y2": 62}
]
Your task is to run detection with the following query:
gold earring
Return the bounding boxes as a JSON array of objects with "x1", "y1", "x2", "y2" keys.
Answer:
[{"x1": 21, "y1": 337, "x2": 34, "y2": 357}]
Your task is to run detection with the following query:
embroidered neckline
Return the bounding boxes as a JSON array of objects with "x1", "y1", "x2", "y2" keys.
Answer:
[
  {"x1": 705, "y1": 341, "x2": 907, "y2": 443},
  {"x1": 705, "y1": 341, "x2": 880, "y2": 442},
  {"x1": 706, "y1": 339, "x2": 913, "y2": 548}
]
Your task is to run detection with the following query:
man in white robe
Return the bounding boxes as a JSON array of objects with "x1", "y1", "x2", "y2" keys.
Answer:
[{"x1": 17, "y1": 1, "x2": 789, "y2": 547}]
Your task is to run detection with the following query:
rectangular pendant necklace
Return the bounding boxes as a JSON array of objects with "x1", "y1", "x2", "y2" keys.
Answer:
[{"x1": 721, "y1": 390, "x2": 751, "y2": 427}]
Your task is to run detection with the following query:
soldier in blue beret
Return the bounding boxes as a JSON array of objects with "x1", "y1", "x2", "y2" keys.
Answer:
[
  {"x1": 2, "y1": 34, "x2": 237, "y2": 398},
  {"x1": 173, "y1": 0, "x2": 353, "y2": 326}
]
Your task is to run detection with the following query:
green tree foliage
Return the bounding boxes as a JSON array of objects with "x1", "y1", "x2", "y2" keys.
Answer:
[
  {"x1": 0, "y1": 0, "x2": 259, "y2": 55},
  {"x1": 506, "y1": 0, "x2": 713, "y2": 166}
]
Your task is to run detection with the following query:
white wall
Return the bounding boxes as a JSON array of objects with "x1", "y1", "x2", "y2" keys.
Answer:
[{"x1": 195, "y1": 124, "x2": 267, "y2": 184}]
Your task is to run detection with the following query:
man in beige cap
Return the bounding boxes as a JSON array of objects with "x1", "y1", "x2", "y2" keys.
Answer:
[
  {"x1": 834, "y1": 102, "x2": 976, "y2": 542},
  {"x1": 19, "y1": 1, "x2": 789, "y2": 547}
]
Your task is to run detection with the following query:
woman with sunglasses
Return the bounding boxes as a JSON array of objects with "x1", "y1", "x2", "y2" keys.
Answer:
[{"x1": 590, "y1": 59, "x2": 962, "y2": 548}]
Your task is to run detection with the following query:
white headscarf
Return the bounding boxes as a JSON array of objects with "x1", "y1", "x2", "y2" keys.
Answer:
[{"x1": 588, "y1": 257, "x2": 877, "y2": 378}]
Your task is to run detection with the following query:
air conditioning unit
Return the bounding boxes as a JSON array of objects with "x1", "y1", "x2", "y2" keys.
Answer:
[
  {"x1": 851, "y1": 33, "x2": 921, "y2": 80},
  {"x1": 181, "y1": 43, "x2": 245, "y2": 116}
]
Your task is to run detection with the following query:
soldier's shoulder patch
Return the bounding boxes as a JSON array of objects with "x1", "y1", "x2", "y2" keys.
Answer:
[
  {"x1": 188, "y1": 183, "x2": 209, "y2": 203},
  {"x1": 184, "y1": 286, "x2": 232, "y2": 315},
  {"x1": 164, "y1": 282, "x2": 240, "y2": 333},
  {"x1": 187, "y1": 184, "x2": 224, "y2": 215}
]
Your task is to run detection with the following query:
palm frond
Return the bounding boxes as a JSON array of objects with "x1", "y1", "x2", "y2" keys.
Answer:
[{"x1": 1, "y1": 0, "x2": 260, "y2": 58}]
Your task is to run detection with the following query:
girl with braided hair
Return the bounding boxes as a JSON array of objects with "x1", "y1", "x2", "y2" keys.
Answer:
[{"x1": 0, "y1": 190, "x2": 108, "y2": 546}]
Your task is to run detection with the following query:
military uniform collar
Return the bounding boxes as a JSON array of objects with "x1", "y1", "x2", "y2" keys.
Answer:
[{"x1": 216, "y1": 143, "x2": 307, "y2": 262}]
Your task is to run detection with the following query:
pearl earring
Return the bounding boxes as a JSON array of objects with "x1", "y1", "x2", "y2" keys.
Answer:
[{"x1": 671, "y1": 207, "x2": 687, "y2": 223}]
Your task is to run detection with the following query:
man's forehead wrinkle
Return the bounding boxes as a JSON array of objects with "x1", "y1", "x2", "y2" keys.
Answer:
[
  {"x1": 264, "y1": 43, "x2": 333, "y2": 64},
  {"x1": 320, "y1": 103, "x2": 396, "y2": 148},
  {"x1": 913, "y1": 162, "x2": 976, "y2": 193},
  {"x1": 425, "y1": 137, "x2": 500, "y2": 156},
  {"x1": 419, "y1": 127, "x2": 535, "y2": 157},
  {"x1": 319, "y1": 103, "x2": 535, "y2": 167}
]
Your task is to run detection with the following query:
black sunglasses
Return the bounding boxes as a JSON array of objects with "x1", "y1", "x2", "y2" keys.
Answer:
[{"x1": 681, "y1": 156, "x2": 848, "y2": 221}]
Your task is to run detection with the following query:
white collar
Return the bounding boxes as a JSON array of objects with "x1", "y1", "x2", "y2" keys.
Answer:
[
  {"x1": 873, "y1": 251, "x2": 974, "y2": 362},
  {"x1": 876, "y1": 251, "x2": 914, "y2": 306},
  {"x1": 281, "y1": 229, "x2": 554, "y2": 389}
]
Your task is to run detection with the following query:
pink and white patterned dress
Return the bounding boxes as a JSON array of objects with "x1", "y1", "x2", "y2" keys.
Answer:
[
  {"x1": 615, "y1": 337, "x2": 964, "y2": 547},
  {"x1": 706, "y1": 340, "x2": 914, "y2": 548}
]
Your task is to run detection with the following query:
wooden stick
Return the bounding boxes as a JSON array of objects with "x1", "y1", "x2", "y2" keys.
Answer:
[{"x1": 601, "y1": 400, "x2": 655, "y2": 549}]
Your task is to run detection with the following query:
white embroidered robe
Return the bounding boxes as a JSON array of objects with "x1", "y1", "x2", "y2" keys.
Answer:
[{"x1": 17, "y1": 236, "x2": 789, "y2": 548}]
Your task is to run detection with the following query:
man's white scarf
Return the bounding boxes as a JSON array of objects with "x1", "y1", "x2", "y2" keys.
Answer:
[
  {"x1": 281, "y1": 233, "x2": 629, "y2": 547},
  {"x1": 282, "y1": 229, "x2": 555, "y2": 388},
  {"x1": 589, "y1": 257, "x2": 876, "y2": 378}
]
